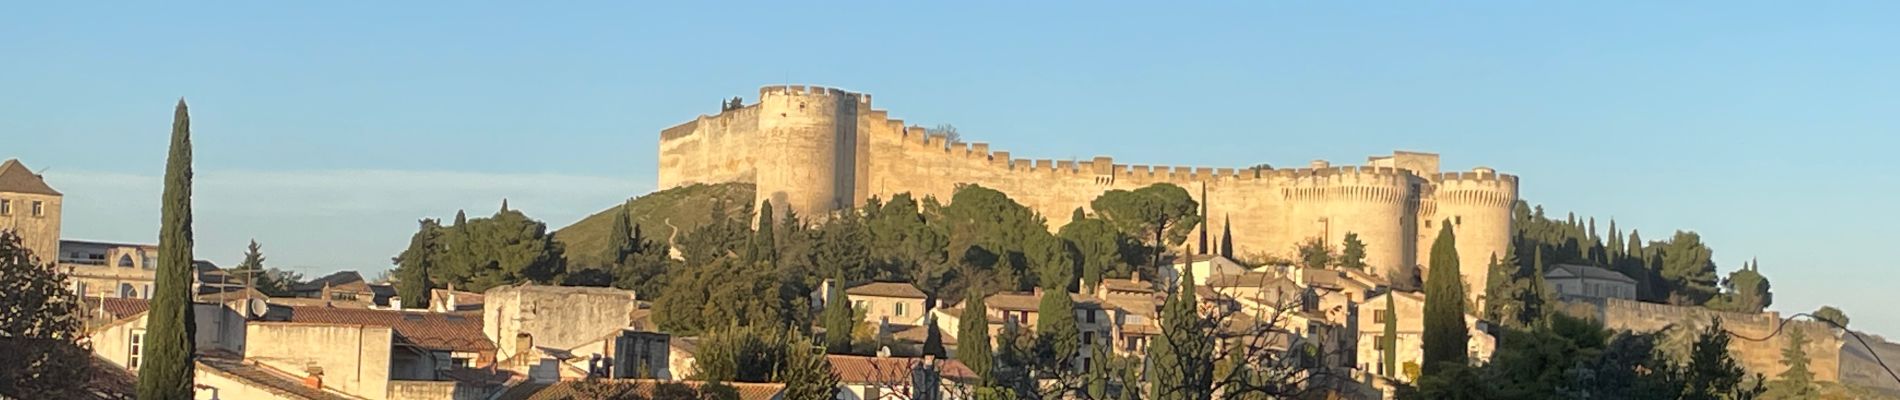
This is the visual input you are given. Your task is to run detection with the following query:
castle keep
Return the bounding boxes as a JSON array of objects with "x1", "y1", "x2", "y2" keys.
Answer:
[{"x1": 658, "y1": 85, "x2": 1519, "y2": 292}]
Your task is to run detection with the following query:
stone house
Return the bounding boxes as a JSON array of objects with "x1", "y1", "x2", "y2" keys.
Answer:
[
  {"x1": 816, "y1": 280, "x2": 931, "y2": 326},
  {"x1": 1544, "y1": 264, "x2": 1637, "y2": 301},
  {"x1": 1354, "y1": 290, "x2": 1496, "y2": 383},
  {"x1": 0, "y1": 158, "x2": 61, "y2": 260},
  {"x1": 829, "y1": 354, "x2": 977, "y2": 400}
]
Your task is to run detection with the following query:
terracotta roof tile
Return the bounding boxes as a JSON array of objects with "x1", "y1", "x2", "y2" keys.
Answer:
[
  {"x1": 846, "y1": 282, "x2": 928, "y2": 299},
  {"x1": 826, "y1": 355, "x2": 977, "y2": 384},
  {"x1": 282, "y1": 306, "x2": 494, "y2": 353},
  {"x1": 197, "y1": 352, "x2": 355, "y2": 400}
]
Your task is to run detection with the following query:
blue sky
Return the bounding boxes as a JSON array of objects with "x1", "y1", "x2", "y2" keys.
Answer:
[{"x1": 4, "y1": 3, "x2": 1897, "y2": 335}]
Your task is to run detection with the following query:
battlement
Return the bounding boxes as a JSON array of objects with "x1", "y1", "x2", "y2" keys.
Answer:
[{"x1": 758, "y1": 84, "x2": 872, "y2": 105}]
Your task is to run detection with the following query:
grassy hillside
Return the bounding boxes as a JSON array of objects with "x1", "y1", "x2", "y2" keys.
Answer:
[{"x1": 553, "y1": 182, "x2": 755, "y2": 267}]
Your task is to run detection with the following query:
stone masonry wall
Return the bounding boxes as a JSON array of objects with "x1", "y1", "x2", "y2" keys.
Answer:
[
  {"x1": 657, "y1": 85, "x2": 1520, "y2": 299},
  {"x1": 1574, "y1": 298, "x2": 1843, "y2": 382}
]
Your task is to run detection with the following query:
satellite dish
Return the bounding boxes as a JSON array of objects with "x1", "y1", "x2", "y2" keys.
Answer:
[{"x1": 246, "y1": 298, "x2": 269, "y2": 319}]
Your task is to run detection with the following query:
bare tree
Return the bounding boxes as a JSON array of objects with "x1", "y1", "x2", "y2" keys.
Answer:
[{"x1": 926, "y1": 124, "x2": 961, "y2": 145}]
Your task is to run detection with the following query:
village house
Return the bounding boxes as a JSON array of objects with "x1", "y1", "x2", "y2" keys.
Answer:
[
  {"x1": 1544, "y1": 263, "x2": 1638, "y2": 301},
  {"x1": 1354, "y1": 290, "x2": 1497, "y2": 383}
]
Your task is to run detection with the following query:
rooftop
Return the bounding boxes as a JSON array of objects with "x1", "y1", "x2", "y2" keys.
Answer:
[
  {"x1": 279, "y1": 306, "x2": 494, "y2": 353},
  {"x1": 827, "y1": 354, "x2": 978, "y2": 384},
  {"x1": 515, "y1": 379, "x2": 785, "y2": 400},
  {"x1": 1547, "y1": 264, "x2": 1638, "y2": 284},
  {"x1": 846, "y1": 281, "x2": 928, "y2": 299},
  {"x1": 0, "y1": 159, "x2": 60, "y2": 196}
]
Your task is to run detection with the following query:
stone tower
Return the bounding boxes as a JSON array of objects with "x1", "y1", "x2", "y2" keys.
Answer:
[
  {"x1": 752, "y1": 85, "x2": 862, "y2": 217},
  {"x1": 0, "y1": 159, "x2": 63, "y2": 261}
]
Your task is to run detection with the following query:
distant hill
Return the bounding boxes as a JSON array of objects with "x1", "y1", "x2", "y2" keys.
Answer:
[{"x1": 553, "y1": 182, "x2": 755, "y2": 267}]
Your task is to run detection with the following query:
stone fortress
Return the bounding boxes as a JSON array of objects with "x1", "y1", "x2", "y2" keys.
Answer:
[{"x1": 658, "y1": 85, "x2": 1520, "y2": 294}]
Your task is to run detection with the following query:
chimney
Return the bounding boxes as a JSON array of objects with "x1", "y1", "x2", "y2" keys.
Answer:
[
  {"x1": 1033, "y1": 287, "x2": 1043, "y2": 297},
  {"x1": 390, "y1": 297, "x2": 403, "y2": 310},
  {"x1": 302, "y1": 368, "x2": 324, "y2": 390}
]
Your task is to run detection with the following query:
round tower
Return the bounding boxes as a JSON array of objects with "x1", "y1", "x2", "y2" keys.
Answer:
[
  {"x1": 1276, "y1": 166, "x2": 1416, "y2": 275},
  {"x1": 754, "y1": 85, "x2": 862, "y2": 218},
  {"x1": 1426, "y1": 167, "x2": 1519, "y2": 305}
]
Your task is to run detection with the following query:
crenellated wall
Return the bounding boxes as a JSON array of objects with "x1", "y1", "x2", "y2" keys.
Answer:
[
  {"x1": 1569, "y1": 298, "x2": 1844, "y2": 383},
  {"x1": 657, "y1": 85, "x2": 1520, "y2": 302}
]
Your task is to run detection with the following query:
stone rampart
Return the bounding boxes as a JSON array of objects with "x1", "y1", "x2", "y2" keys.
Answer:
[
  {"x1": 1569, "y1": 298, "x2": 1843, "y2": 382},
  {"x1": 657, "y1": 85, "x2": 1521, "y2": 298}
]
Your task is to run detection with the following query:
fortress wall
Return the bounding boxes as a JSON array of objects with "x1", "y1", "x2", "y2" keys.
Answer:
[
  {"x1": 1429, "y1": 170, "x2": 1519, "y2": 302},
  {"x1": 1274, "y1": 167, "x2": 1418, "y2": 277},
  {"x1": 1579, "y1": 298, "x2": 1843, "y2": 382},
  {"x1": 756, "y1": 85, "x2": 860, "y2": 216},
  {"x1": 657, "y1": 105, "x2": 762, "y2": 190}
]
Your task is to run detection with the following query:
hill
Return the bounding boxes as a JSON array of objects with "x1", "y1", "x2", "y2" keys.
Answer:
[{"x1": 553, "y1": 182, "x2": 755, "y2": 267}]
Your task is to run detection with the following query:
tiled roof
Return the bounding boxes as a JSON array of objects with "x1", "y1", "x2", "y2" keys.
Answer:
[
  {"x1": 520, "y1": 379, "x2": 785, "y2": 400},
  {"x1": 197, "y1": 351, "x2": 355, "y2": 400},
  {"x1": 292, "y1": 271, "x2": 368, "y2": 292},
  {"x1": 1100, "y1": 278, "x2": 1155, "y2": 293},
  {"x1": 984, "y1": 291, "x2": 1104, "y2": 312},
  {"x1": 0, "y1": 159, "x2": 59, "y2": 196},
  {"x1": 85, "y1": 297, "x2": 151, "y2": 320},
  {"x1": 1547, "y1": 264, "x2": 1638, "y2": 284},
  {"x1": 827, "y1": 355, "x2": 978, "y2": 384},
  {"x1": 282, "y1": 306, "x2": 495, "y2": 353},
  {"x1": 846, "y1": 281, "x2": 928, "y2": 299}
]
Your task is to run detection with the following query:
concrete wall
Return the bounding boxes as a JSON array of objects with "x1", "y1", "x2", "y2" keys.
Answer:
[
  {"x1": 89, "y1": 304, "x2": 249, "y2": 370},
  {"x1": 485, "y1": 285, "x2": 638, "y2": 360},
  {"x1": 1573, "y1": 298, "x2": 1843, "y2": 382},
  {"x1": 657, "y1": 86, "x2": 1518, "y2": 305},
  {"x1": 246, "y1": 322, "x2": 395, "y2": 400},
  {"x1": 0, "y1": 191, "x2": 60, "y2": 261}
]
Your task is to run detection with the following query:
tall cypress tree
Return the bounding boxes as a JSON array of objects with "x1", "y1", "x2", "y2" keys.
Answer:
[
  {"x1": 1420, "y1": 221, "x2": 1468, "y2": 375},
  {"x1": 139, "y1": 99, "x2": 197, "y2": 399},
  {"x1": 748, "y1": 200, "x2": 777, "y2": 267},
  {"x1": 821, "y1": 272, "x2": 854, "y2": 353},
  {"x1": 602, "y1": 201, "x2": 634, "y2": 265},
  {"x1": 957, "y1": 287, "x2": 994, "y2": 384},
  {"x1": 1382, "y1": 293, "x2": 1398, "y2": 377},
  {"x1": 1150, "y1": 266, "x2": 1211, "y2": 400},
  {"x1": 394, "y1": 219, "x2": 440, "y2": 309},
  {"x1": 1219, "y1": 216, "x2": 1234, "y2": 259}
]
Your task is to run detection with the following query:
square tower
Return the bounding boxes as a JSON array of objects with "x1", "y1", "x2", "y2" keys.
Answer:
[{"x1": 0, "y1": 159, "x2": 62, "y2": 262}]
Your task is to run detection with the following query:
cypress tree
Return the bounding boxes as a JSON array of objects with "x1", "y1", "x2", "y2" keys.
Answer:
[
  {"x1": 821, "y1": 272, "x2": 854, "y2": 353},
  {"x1": 1150, "y1": 266, "x2": 1211, "y2": 400},
  {"x1": 922, "y1": 316, "x2": 946, "y2": 357},
  {"x1": 957, "y1": 287, "x2": 994, "y2": 384},
  {"x1": 602, "y1": 201, "x2": 633, "y2": 265},
  {"x1": 1219, "y1": 216, "x2": 1233, "y2": 259},
  {"x1": 394, "y1": 219, "x2": 440, "y2": 309},
  {"x1": 138, "y1": 99, "x2": 197, "y2": 399},
  {"x1": 1382, "y1": 293, "x2": 1398, "y2": 377},
  {"x1": 1420, "y1": 221, "x2": 1468, "y2": 375},
  {"x1": 748, "y1": 200, "x2": 777, "y2": 267}
]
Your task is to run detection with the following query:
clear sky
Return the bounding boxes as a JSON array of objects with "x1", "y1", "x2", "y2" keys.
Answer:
[{"x1": 4, "y1": 3, "x2": 1897, "y2": 335}]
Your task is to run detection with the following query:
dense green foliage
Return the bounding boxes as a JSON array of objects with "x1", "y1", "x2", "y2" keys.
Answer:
[
  {"x1": 0, "y1": 231, "x2": 99, "y2": 398},
  {"x1": 1059, "y1": 212, "x2": 1123, "y2": 292},
  {"x1": 821, "y1": 272, "x2": 856, "y2": 353},
  {"x1": 1420, "y1": 222, "x2": 1469, "y2": 375},
  {"x1": 689, "y1": 325, "x2": 839, "y2": 400},
  {"x1": 1030, "y1": 232, "x2": 1080, "y2": 370},
  {"x1": 1812, "y1": 306, "x2": 1849, "y2": 329},
  {"x1": 140, "y1": 99, "x2": 198, "y2": 400},
  {"x1": 1091, "y1": 183, "x2": 1201, "y2": 271},
  {"x1": 1339, "y1": 232, "x2": 1368, "y2": 271},
  {"x1": 1382, "y1": 293, "x2": 1399, "y2": 377},
  {"x1": 1769, "y1": 327, "x2": 1816, "y2": 398},
  {"x1": 393, "y1": 219, "x2": 440, "y2": 308},
  {"x1": 1707, "y1": 260, "x2": 1772, "y2": 314},
  {"x1": 1408, "y1": 314, "x2": 1765, "y2": 400},
  {"x1": 397, "y1": 204, "x2": 567, "y2": 292}
]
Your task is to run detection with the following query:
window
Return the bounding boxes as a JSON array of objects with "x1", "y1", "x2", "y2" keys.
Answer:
[
  {"x1": 143, "y1": 284, "x2": 153, "y2": 299},
  {"x1": 30, "y1": 201, "x2": 42, "y2": 217},
  {"x1": 1083, "y1": 331, "x2": 1095, "y2": 345},
  {"x1": 894, "y1": 302, "x2": 907, "y2": 317},
  {"x1": 75, "y1": 282, "x2": 88, "y2": 297},
  {"x1": 120, "y1": 283, "x2": 137, "y2": 298},
  {"x1": 1084, "y1": 309, "x2": 1097, "y2": 323},
  {"x1": 1455, "y1": 216, "x2": 1463, "y2": 225},
  {"x1": 0, "y1": 199, "x2": 9, "y2": 215},
  {"x1": 119, "y1": 254, "x2": 134, "y2": 268},
  {"x1": 1374, "y1": 335, "x2": 1386, "y2": 351},
  {"x1": 1373, "y1": 310, "x2": 1387, "y2": 323},
  {"x1": 1082, "y1": 357, "x2": 1092, "y2": 372},
  {"x1": 129, "y1": 329, "x2": 146, "y2": 370}
]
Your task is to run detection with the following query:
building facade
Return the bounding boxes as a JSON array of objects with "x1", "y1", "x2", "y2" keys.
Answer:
[
  {"x1": 658, "y1": 86, "x2": 1519, "y2": 303},
  {"x1": 0, "y1": 158, "x2": 62, "y2": 260}
]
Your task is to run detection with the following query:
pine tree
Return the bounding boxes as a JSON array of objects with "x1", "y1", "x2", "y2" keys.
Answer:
[
  {"x1": 231, "y1": 240, "x2": 275, "y2": 297},
  {"x1": 958, "y1": 287, "x2": 995, "y2": 384},
  {"x1": 1382, "y1": 292, "x2": 1398, "y2": 377},
  {"x1": 1775, "y1": 327, "x2": 1816, "y2": 398},
  {"x1": 139, "y1": 99, "x2": 197, "y2": 399},
  {"x1": 1339, "y1": 232, "x2": 1368, "y2": 270},
  {"x1": 821, "y1": 272, "x2": 855, "y2": 353},
  {"x1": 1420, "y1": 221, "x2": 1468, "y2": 375}
]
